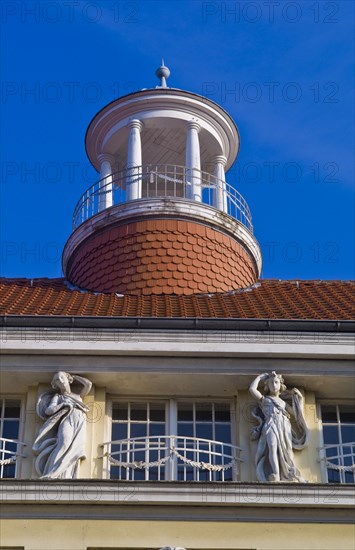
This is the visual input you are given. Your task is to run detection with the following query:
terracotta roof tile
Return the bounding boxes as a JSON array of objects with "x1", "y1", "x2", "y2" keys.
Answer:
[{"x1": 0, "y1": 278, "x2": 353, "y2": 320}]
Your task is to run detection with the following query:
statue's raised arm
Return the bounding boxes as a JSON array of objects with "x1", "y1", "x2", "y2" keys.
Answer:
[
  {"x1": 71, "y1": 374, "x2": 92, "y2": 397},
  {"x1": 249, "y1": 372, "x2": 269, "y2": 401},
  {"x1": 33, "y1": 371, "x2": 92, "y2": 479},
  {"x1": 249, "y1": 371, "x2": 309, "y2": 483}
]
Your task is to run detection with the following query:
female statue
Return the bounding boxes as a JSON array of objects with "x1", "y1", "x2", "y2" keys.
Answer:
[
  {"x1": 33, "y1": 371, "x2": 92, "y2": 479},
  {"x1": 249, "y1": 371, "x2": 309, "y2": 482}
]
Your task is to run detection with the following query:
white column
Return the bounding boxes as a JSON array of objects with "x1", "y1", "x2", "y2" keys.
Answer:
[
  {"x1": 126, "y1": 119, "x2": 143, "y2": 201},
  {"x1": 185, "y1": 121, "x2": 202, "y2": 202},
  {"x1": 214, "y1": 155, "x2": 228, "y2": 213},
  {"x1": 98, "y1": 153, "x2": 114, "y2": 211}
]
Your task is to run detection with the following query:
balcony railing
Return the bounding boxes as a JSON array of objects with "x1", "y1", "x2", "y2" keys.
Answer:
[
  {"x1": 72, "y1": 164, "x2": 253, "y2": 232},
  {"x1": 0, "y1": 437, "x2": 27, "y2": 478},
  {"x1": 318, "y1": 442, "x2": 355, "y2": 483},
  {"x1": 101, "y1": 435, "x2": 242, "y2": 482}
]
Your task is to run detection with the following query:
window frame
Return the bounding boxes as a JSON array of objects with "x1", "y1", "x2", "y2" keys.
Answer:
[
  {"x1": 110, "y1": 399, "x2": 167, "y2": 481},
  {"x1": 105, "y1": 395, "x2": 238, "y2": 482},
  {"x1": 318, "y1": 401, "x2": 355, "y2": 484},
  {"x1": 0, "y1": 395, "x2": 25, "y2": 479}
]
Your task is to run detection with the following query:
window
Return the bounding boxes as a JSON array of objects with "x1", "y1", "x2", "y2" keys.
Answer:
[
  {"x1": 110, "y1": 401, "x2": 166, "y2": 481},
  {"x1": 177, "y1": 402, "x2": 233, "y2": 481},
  {"x1": 320, "y1": 404, "x2": 355, "y2": 483},
  {"x1": 0, "y1": 398, "x2": 23, "y2": 479},
  {"x1": 106, "y1": 399, "x2": 239, "y2": 482}
]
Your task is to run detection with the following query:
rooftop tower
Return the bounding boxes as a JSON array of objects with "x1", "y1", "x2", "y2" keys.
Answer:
[{"x1": 62, "y1": 62, "x2": 262, "y2": 295}]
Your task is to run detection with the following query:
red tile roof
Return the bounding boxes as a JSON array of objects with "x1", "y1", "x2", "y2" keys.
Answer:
[
  {"x1": 0, "y1": 278, "x2": 354, "y2": 320},
  {"x1": 65, "y1": 218, "x2": 257, "y2": 294}
]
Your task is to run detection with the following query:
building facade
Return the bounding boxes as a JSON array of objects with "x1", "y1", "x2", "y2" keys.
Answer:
[{"x1": 0, "y1": 63, "x2": 354, "y2": 550}]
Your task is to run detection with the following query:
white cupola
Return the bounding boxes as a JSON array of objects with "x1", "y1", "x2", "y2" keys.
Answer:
[{"x1": 62, "y1": 62, "x2": 261, "y2": 295}]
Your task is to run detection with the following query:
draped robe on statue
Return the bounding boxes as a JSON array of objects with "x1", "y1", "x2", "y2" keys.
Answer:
[
  {"x1": 33, "y1": 391, "x2": 88, "y2": 479},
  {"x1": 251, "y1": 392, "x2": 309, "y2": 483}
]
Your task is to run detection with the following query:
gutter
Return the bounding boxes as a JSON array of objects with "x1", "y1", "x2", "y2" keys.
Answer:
[{"x1": 0, "y1": 315, "x2": 354, "y2": 333}]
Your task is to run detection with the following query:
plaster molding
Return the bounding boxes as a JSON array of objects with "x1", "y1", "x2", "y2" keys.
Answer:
[
  {"x1": 1, "y1": 328, "x2": 354, "y2": 360},
  {"x1": 97, "y1": 153, "x2": 115, "y2": 165},
  {"x1": 214, "y1": 154, "x2": 228, "y2": 166},
  {"x1": 85, "y1": 89, "x2": 240, "y2": 172},
  {"x1": 187, "y1": 120, "x2": 201, "y2": 132},
  {"x1": 1, "y1": 481, "x2": 353, "y2": 510},
  {"x1": 128, "y1": 118, "x2": 144, "y2": 131}
]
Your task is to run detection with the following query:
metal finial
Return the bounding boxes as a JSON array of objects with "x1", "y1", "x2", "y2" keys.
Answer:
[{"x1": 156, "y1": 59, "x2": 170, "y2": 88}]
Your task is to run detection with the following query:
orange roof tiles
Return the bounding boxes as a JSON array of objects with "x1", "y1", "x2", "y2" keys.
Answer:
[
  {"x1": 65, "y1": 219, "x2": 257, "y2": 295},
  {"x1": 0, "y1": 278, "x2": 354, "y2": 320}
]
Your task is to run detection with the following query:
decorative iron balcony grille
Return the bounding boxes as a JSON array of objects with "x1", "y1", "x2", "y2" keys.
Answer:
[
  {"x1": 101, "y1": 435, "x2": 242, "y2": 482},
  {"x1": 72, "y1": 165, "x2": 253, "y2": 232}
]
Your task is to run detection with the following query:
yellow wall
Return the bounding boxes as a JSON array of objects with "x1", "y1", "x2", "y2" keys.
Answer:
[{"x1": 1, "y1": 519, "x2": 353, "y2": 550}]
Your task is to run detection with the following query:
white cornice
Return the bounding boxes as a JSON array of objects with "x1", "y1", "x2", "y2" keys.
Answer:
[
  {"x1": 1, "y1": 481, "x2": 353, "y2": 512},
  {"x1": 1, "y1": 328, "x2": 354, "y2": 360},
  {"x1": 85, "y1": 89, "x2": 240, "y2": 172}
]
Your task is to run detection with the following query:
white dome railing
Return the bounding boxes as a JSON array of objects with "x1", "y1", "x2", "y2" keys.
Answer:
[{"x1": 72, "y1": 165, "x2": 253, "y2": 232}]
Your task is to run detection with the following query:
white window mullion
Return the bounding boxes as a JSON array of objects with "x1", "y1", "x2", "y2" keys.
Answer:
[
  {"x1": 168, "y1": 399, "x2": 177, "y2": 481},
  {"x1": 145, "y1": 403, "x2": 150, "y2": 481},
  {"x1": 104, "y1": 400, "x2": 113, "y2": 480},
  {"x1": 336, "y1": 406, "x2": 344, "y2": 483},
  {"x1": 211, "y1": 404, "x2": 216, "y2": 481},
  {"x1": 214, "y1": 403, "x2": 218, "y2": 441},
  {"x1": 317, "y1": 403, "x2": 328, "y2": 483},
  {"x1": 127, "y1": 403, "x2": 131, "y2": 481},
  {"x1": 230, "y1": 398, "x2": 238, "y2": 481}
]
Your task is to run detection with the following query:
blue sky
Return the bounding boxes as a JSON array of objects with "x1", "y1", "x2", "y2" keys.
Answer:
[{"x1": 1, "y1": 0, "x2": 354, "y2": 281}]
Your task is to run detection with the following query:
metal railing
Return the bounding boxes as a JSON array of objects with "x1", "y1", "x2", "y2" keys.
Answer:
[
  {"x1": 101, "y1": 435, "x2": 242, "y2": 482},
  {"x1": 0, "y1": 437, "x2": 27, "y2": 478},
  {"x1": 318, "y1": 442, "x2": 355, "y2": 483},
  {"x1": 72, "y1": 164, "x2": 253, "y2": 232}
]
